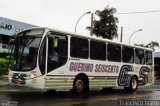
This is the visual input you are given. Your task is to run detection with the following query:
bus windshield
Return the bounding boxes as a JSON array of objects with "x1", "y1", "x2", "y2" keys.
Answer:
[{"x1": 10, "y1": 29, "x2": 44, "y2": 71}]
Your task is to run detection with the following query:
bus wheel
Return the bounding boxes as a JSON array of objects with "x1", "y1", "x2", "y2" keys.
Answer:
[
  {"x1": 124, "y1": 76, "x2": 138, "y2": 92},
  {"x1": 73, "y1": 76, "x2": 89, "y2": 94}
]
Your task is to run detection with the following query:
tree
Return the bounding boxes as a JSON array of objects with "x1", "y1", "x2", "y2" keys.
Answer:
[
  {"x1": 146, "y1": 41, "x2": 159, "y2": 50},
  {"x1": 134, "y1": 41, "x2": 159, "y2": 51},
  {"x1": 87, "y1": 6, "x2": 119, "y2": 40}
]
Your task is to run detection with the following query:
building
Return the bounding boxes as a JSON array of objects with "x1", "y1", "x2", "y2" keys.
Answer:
[{"x1": 0, "y1": 17, "x2": 36, "y2": 52}]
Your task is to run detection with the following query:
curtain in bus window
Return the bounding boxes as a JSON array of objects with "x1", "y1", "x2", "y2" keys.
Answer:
[
  {"x1": 145, "y1": 51, "x2": 152, "y2": 65},
  {"x1": 135, "y1": 49, "x2": 145, "y2": 64}
]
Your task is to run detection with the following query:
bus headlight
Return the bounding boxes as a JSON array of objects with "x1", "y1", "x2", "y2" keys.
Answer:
[
  {"x1": 9, "y1": 72, "x2": 12, "y2": 77},
  {"x1": 29, "y1": 74, "x2": 35, "y2": 79}
]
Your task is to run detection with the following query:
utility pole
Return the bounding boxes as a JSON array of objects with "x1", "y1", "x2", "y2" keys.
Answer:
[
  {"x1": 90, "y1": 13, "x2": 93, "y2": 36},
  {"x1": 120, "y1": 27, "x2": 123, "y2": 42}
]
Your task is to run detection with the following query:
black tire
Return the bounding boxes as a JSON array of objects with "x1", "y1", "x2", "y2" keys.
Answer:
[
  {"x1": 73, "y1": 76, "x2": 89, "y2": 95},
  {"x1": 124, "y1": 76, "x2": 138, "y2": 92}
]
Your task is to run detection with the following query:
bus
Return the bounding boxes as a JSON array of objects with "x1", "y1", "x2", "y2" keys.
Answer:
[{"x1": 8, "y1": 27, "x2": 154, "y2": 94}]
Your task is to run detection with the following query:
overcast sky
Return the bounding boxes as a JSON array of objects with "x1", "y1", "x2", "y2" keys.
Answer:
[{"x1": 1, "y1": 0, "x2": 160, "y2": 48}]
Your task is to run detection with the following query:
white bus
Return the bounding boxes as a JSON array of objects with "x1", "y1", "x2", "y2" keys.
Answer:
[{"x1": 8, "y1": 27, "x2": 154, "y2": 94}]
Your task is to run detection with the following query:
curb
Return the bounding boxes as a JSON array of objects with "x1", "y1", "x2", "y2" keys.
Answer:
[
  {"x1": 0, "y1": 84, "x2": 9, "y2": 87},
  {"x1": 0, "y1": 75, "x2": 9, "y2": 86},
  {"x1": 0, "y1": 75, "x2": 8, "y2": 80}
]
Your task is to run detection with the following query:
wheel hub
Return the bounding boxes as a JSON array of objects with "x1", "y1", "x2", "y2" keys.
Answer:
[
  {"x1": 75, "y1": 80, "x2": 84, "y2": 92},
  {"x1": 132, "y1": 79, "x2": 137, "y2": 89}
]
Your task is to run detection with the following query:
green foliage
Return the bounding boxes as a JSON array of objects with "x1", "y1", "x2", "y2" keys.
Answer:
[
  {"x1": 87, "y1": 6, "x2": 119, "y2": 39},
  {"x1": 0, "y1": 52, "x2": 10, "y2": 76},
  {"x1": 135, "y1": 41, "x2": 159, "y2": 51},
  {"x1": 146, "y1": 41, "x2": 159, "y2": 50}
]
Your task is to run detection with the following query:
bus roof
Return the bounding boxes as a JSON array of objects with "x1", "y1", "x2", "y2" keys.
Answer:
[{"x1": 21, "y1": 27, "x2": 153, "y2": 52}]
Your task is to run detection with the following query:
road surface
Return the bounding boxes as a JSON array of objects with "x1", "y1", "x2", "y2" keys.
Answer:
[{"x1": 0, "y1": 79, "x2": 160, "y2": 106}]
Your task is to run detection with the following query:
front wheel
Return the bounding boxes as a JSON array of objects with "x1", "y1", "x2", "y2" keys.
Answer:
[
  {"x1": 124, "y1": 76, "x2": 138, "y2": 92},
  {"x1": 73, "y1": 76, "x2": 89, "y2": 94}
]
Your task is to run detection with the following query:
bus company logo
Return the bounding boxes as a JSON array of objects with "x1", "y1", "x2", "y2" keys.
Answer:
[
  {"x1": 69, "y1": 62, "x2": 93, "y2": 72},
  {"x1": 118, "y1": 65, "x2": 133, "y2": 86},
  {"x1": 138, "y1": 66, "x2": 150, "y2": 85},
  {"x1": 0, "y1": 23, "x2": 12, "y2": 30},
  {"x1": 69, "y1": 62, "x2": 119, "y2": 73}
]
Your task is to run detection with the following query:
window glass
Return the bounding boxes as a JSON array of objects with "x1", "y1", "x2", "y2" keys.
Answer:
[
  {"x1": 90, "y1": 40, "x2": 106, "y2": 60},
  {"x1": 10, "y1": 29, "x2": 44, "y2": 72},
  {"x1": 47, "y1": 33, "x2": 68, "y2": 72},
  {"x1": 122, "y1": 46, "x2": 134, "y2": 63},
  {"x1": 145, "y1": 51, "x2": 153, "y2": 65},
  {"x1": 108, "y1": 44, "x2": 121, "y2": 62},
  {"x1": 70, "y1": 37, "x2": 88, "y2": 58},
  {"x1": 135, "y1": 49, "x2": 145, "y2": 64}
]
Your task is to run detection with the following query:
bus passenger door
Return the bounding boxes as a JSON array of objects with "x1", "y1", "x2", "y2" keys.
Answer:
[{"x1": 47, "y1": 33, "x2": 68, "y2": 74}]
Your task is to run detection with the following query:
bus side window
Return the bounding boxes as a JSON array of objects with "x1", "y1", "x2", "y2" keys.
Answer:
[
  {"x1": 70, "y1": 37, "x2": 89, "y2": 59},
  {"x1": 107, "y1": 43, "x2": 121, "y2": 62},
  {"x1": 145, "y1": 51, "x2": 152, "y2": 65},
  {"x1": 48, "y1": 36, "x2": 59, "y2": 62},
  {"x1": 90, "y1": 40, "x2": 106, "y2": 60},
  {"x1": 135, "y1": 49, "x2": 145, "y2": 64},
  {"x1": 122, "y1": 46, "x2": 134, "y2": 63}
]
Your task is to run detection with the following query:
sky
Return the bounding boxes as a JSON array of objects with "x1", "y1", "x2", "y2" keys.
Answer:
[{"x1": 1, "y1": 0, "x2": 160, "y2": 49}]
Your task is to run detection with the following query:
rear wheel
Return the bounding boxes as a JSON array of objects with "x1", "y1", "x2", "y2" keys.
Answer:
[
  {"x1": 124, "y1": 76, "x2": 138, "y2": 92},
  {"x1": 73, "y1": 76, "x2": 89, "y2": 94}
]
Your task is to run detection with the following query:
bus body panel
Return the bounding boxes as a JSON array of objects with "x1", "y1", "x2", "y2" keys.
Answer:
[
  {"x1": 43, "y1": 58, "x2": 154, "y2": 90},
  {"x1": 9, "y1": 67, "x2": 45, "y2": 89}
]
